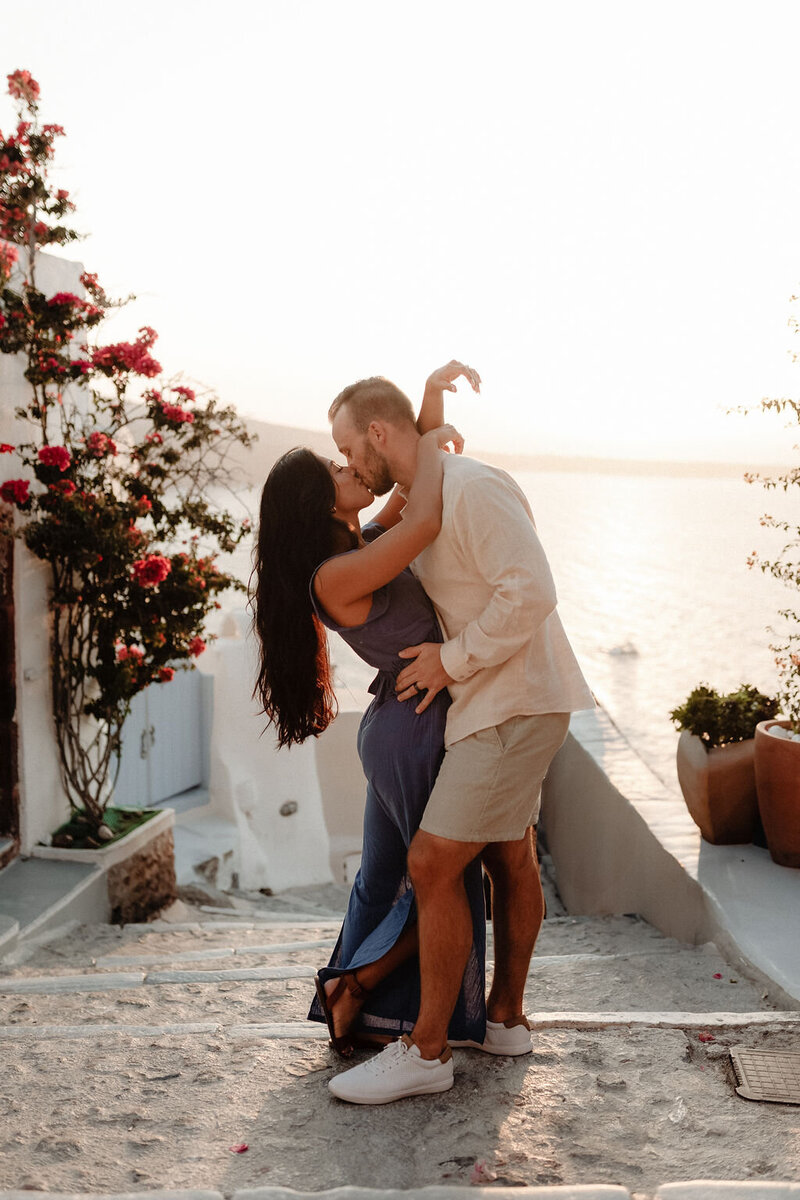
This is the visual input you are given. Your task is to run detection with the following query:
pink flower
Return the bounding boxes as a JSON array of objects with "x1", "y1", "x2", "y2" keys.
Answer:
[
  {"x1": 86, "y1": 431, "x2": 117, "y2": 457},
  {"x1": 158, "y1": 666, "x2": 175, "y2": 682},
  {"x1": 7, "y1": 70, "x2": 40, "y2": 105},
  {"x1": 136, "y1": 495, "x2": 152, "y2": 513},
  {"x1": 132, "y1": 555, "x2": 171, "y2": 587},
  {"x1": 188, "y1": 637, "x2": 206, "y2": 657},
  {"x1": 0, "y1": 479, "x2": 29, "y2": 506},
  {"x1": 38, "y1": 444, "x2": 71, "y2": 472},
  {"x1": 145, "y1": 431, "x2": 163, "y2": 445},
  {"x1": 115, "y1": 644, "x2": 128, "y2": 662}
]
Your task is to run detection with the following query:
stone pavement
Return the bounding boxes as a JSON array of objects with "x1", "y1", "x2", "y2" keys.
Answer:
[{"x1": 0, "y1": 876, "x2": 798, "y2": 1200}]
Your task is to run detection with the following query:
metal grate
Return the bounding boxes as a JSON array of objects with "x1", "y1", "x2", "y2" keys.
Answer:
[{"x1": 730, "y1": 1046, "x2": 800, "y2": 1105}]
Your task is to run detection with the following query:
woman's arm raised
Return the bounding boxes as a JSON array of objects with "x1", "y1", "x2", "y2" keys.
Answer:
[
  {"x1": 315, "y1": 425, "x2": 462, "y2": 623},
  {"x1": 371, "y1": 361, "x2": 480, "y2": 531}
]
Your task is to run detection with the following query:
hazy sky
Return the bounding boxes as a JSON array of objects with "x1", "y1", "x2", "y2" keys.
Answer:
[{"x1": 4, "y1": 0, "x2": 800, "y2": 462}]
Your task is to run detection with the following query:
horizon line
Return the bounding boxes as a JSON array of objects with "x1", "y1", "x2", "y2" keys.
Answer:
[{"x1": 239, "y1": 415, "x2": 790, "y2": 480}]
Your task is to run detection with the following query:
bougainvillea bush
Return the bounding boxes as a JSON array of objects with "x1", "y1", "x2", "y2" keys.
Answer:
[
  {"x1": 0, "y1": 69, "x2": 253, "y2": 833},
  {"x1": 744, "y1": 299, "x2": 800, "y2": 730}
]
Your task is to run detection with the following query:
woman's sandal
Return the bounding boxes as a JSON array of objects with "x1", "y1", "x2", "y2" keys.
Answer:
[{"x1": 314, "y1": 970, "x2": 371, "y2": 1059}]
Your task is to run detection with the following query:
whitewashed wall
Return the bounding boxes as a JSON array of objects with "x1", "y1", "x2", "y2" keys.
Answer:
[
  {"x1": 0, "y1": 249, "x2": 84, "y2": 852},
  {"x1": 197, "y1": 610, "x2": 368, "y2": 892}
]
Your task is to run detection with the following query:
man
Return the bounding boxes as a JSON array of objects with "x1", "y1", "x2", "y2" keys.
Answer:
[{"x1": 327, "y1": 374, "x2": 594, "y2": 1104}]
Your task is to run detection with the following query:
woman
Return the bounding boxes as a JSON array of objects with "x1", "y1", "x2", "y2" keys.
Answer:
[{"x1": 251, "y1": 362, "x2": 486, "y2": 1057}]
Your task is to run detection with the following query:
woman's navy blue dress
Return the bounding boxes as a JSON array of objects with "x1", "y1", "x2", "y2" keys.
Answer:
[{"x1": 307, "y1": 523, "x2": 486, "y2": 1043}]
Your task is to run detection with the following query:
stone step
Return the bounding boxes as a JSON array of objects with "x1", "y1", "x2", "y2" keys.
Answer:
[
  {"x1": 2, "y1": 1010, "x2": 799, "y2": 1041},
  {"x1": 1, "y1": 921, "x2": 344, "y2": 974},
  {"x1": 1, "y1": 1022, "x2": 798, "y2": 1195},
  {"x1": 1, "y1": 939, "x2": 338, "y2": 977},
  {"x1": 0, "y1": 941, "x2": 693, "y2": 981},
  {"x1": 0, "y1": 952, "x2": 783, "y2": 1032},
  {"x1": 0, "y1": 914, "x2": 697, "y2": 979},
  {"x1": 0, "y1": 1188, "x2": 799, "y2": 1200},
  {"x1": 0, "y1": 1187, "x2": 796, "y2": 1200}
]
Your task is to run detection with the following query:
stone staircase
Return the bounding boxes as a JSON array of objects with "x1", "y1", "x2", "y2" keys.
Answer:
[{"x1": 0, "y1": 880, "x2": 799, "y2": 1200}]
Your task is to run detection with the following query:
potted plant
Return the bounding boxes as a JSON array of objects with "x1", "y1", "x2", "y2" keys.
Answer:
[
  {"x1": 744, "y1": 379, "x2": 800, "y2": 866},
  {"x1": 0, "y1": 70, "x2": 253, "y2": 912},
  {"x1": 670, "y1": 683, "x2": 779, "y2": 844}
]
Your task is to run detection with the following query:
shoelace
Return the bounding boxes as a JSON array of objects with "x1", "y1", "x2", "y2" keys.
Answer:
[{"x1": 364, "y1": 1038, "x2": 410, "y2": 1075}]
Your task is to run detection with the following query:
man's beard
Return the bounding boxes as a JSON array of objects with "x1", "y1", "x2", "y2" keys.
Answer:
[{"x1": 360, "y1": 443, "x2": 396, "y2": 496}]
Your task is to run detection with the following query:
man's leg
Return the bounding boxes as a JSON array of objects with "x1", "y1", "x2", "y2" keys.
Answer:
[
  {"x1": 406, "y1": 828, "x2": 485, "y2": 1058},
  {"x1": 481, "y1": 826, "x2": 543, "y2": 1022}
]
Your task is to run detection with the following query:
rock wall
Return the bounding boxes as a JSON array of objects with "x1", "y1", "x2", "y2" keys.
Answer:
[{"x1": 106, "y1": 828, "x2": 177, "y2": 923}]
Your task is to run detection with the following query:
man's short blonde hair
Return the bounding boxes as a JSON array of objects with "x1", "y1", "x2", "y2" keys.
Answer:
[{"x1": 328, "y1": 377, "x2": 415, "y2": 433}]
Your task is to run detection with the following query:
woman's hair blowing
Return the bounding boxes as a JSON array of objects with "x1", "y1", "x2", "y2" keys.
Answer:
[{"x1": 251, "y1": 448, "x2": 355, "y2": 747}]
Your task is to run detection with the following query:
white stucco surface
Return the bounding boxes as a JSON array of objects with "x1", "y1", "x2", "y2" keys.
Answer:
[
  {"x1": 1, "y1": 249, "x2": 86, "y2": 852},
  {"x1": 196, "y1": 611, "x2": 357, "y2": 892}
]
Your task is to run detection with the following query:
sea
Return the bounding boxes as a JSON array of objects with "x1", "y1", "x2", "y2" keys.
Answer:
[{"x1": 220, "y1": 468, "x2": 791, "y2": 799}]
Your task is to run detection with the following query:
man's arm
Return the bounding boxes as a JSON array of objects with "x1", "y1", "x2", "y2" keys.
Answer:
[{"x1": 396, "y1": 473, "x2": 557, "y2": 712}]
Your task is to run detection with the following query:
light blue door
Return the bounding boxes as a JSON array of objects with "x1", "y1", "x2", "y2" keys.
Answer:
[{"x1": 114, "y1": 669, "x2": 212, "y2": 807}]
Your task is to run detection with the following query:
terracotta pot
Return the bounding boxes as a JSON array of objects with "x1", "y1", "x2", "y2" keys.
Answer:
[
  {"x1": 676, "y1": 731, "x2": 762, "y2": 844},
  {"x1": 755, "y1": 719, "x2": 800, "y2": 868}
]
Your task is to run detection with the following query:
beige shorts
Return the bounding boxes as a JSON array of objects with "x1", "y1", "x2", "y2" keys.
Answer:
[{"x1": 419, "y1": 712, "x2": 571, "y2": 843}]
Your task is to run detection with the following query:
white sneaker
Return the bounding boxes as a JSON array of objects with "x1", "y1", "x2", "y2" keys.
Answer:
[
  {"x1": 328, "y1": 1035, "x2": 454, "y2": 1104},
  {"x1": 450, "y1": 1015, "x2": 532, "y2": 1056}
]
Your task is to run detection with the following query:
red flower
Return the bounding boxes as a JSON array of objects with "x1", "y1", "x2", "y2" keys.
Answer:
[
  {"x1": 158, "y1": 666, "x2": 175, "y2": 682},
  {"x1": 188, "y1": 637, "x2": 206, "y2": 657},
  {"x1": 49, "y1": 479, "x2": 76, "y2": 497},
  {"x1": 161, "y1": 402, "x2": 194, "y2": 425},
  {"x1": 171, "y1": 385, "x2": 196, "y2": 404},
  {"x1": 86, "y1": 431, "x2": 117, "y2": 457},
  {"x1": 38, "y1": 445, "x2": 71, "y2": 472},
  {"x1": 91, "y1": 327, "x2": 161, "y2": 378},
  {"x1": 7, "y1": 70, "x2": 40, "y2": 105},
  {"x1": 132, "y1": 555, "x2": 171, "y2": 587},
  {"x1": 127, "y1": 522, "x2": 145, "y2": 547},
  {"x1": 48, "y1": 292, "x2": 82, "y2": 308},
  {"x1": 0, "y1": 478, "x2": 29, "y2": 506},
  {"x1": 0, "y1": 443, "x2": 14, "y2": 454},
  {"x1": 0, "y1": 242, "x2": 18, "y2": 279},
  {"x1": 116, "y1": 644, "x2": 144, "y2": 664},
  {"x1": 136, "y1": 495, "x2": 152, "y2": 513},
  {"x1": 145, "y1": 432, "x2": 163, "y2": 445}
]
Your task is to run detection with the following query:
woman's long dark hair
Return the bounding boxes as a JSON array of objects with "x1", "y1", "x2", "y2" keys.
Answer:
[{"x1": 251, "y1": 447, "x2": 357, "y2": 747}]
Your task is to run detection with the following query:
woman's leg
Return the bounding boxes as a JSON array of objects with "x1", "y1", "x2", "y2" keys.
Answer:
[
  {"x1": 323, "y1": 781, "x2": 418, "y2": 1042},
  {"x1": 323, "y1": 921, "x2": 419, "y2": 1042}
]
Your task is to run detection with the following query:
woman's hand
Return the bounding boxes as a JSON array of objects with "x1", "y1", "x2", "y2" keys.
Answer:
[
  {"x1": 425, "y1": 360, "x2": 481, "y2": 396},
  {"x1": 420, "y1": 423, "x2": 464, "y2": 455}
]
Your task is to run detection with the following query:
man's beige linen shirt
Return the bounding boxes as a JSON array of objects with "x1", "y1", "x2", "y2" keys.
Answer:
[{"x1": 412, "y1": 454, "x2": 595, "y2": 748}]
